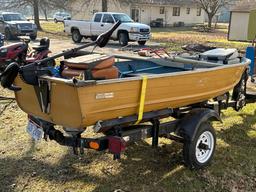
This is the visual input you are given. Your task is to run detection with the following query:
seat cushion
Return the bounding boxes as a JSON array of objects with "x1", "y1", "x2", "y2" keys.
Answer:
[
  {"x1": 32, "y1": 45, "x2": 48, "y2": 52},
  {"x1": 61, "y1": 66, "x2": 119, "y2": 80},
  {"x1": 64, "y1": 54, "x2": 115, "y2": 70}
]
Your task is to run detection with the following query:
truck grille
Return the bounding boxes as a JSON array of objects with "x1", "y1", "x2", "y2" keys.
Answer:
[
  {"x1": 140, "y1": 28, "x2": 150, "y2": 33},
  {"x1": 19, "y1": 23, "x2": 33, "y2": 30},
  {"x1": 21, "y1": 30, "x2": 33, "y2": 33}
]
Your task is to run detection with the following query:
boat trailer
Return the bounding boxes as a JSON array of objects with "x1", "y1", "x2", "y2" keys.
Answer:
[{"x1": 29, "y1": 74, "x2": 248, "y2": 170}]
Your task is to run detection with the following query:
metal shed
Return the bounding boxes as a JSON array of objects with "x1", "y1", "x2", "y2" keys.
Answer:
[{"x1": 228, "y1": 3, "x2": 256, "y2": 41}]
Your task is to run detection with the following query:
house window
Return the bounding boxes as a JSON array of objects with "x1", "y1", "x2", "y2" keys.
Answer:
[
  {"x1": 131, "y1": 8, "x2": 140, "y2": 22},
  {"x1": 173, "y1": 7, "x2": 180, "y2": 16},
  {"x1": 186, "y1": 8, "x2": 190, "y2": 14},
  {"x1": 160, "y1": 7, "x2": 165, "y2": 14},
  {"x1": 197, "y1": 7, "x2": 202, "y2": 16}
]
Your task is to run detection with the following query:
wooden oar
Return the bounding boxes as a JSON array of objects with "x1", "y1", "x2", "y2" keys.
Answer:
[{"x1": 113, "y1": 54, "x2": 223, "y2": 68}]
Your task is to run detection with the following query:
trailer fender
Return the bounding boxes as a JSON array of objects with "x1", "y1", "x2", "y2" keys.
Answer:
[{"x1": 177, "y1": 108, "x2": 221, "y2": 142}]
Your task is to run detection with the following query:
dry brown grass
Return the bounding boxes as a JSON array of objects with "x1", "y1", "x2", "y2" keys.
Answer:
[
  {"x1": 0, "y1": 23, "x2": 255, "y2": 192},
  {"x1": 1, "y1": 86, "x2": 256, "y2": 192},
  {"x1": 151, "y1": 27, "x2": 250, "y2": 51}
]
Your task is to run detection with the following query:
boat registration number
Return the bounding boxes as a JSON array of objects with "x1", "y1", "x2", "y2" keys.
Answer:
[{"x1": 27, "y1": 120, "x2": 44, "y2": 141}]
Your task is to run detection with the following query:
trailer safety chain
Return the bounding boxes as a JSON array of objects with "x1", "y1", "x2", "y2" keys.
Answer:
[{"x1": 135, "y1": 76, "x2": 148, "y2": 125}]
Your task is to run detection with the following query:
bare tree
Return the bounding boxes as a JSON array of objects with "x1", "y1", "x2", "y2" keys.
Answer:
[
  {"x1": 195, "y1": 0, "x2": 229, "y2": 28},
  {"x1": 102, "y1": 0, "x2": 108, "y2": 12},
  {"x1": 1, "y1": 0, "x2": 70, "y2": 30},
  {"x1": 39, "y1": 0, "x2": 69, "y2": 21},
  {"x1": 33, "y1": 0, "x2": 41, "y2": 29}
]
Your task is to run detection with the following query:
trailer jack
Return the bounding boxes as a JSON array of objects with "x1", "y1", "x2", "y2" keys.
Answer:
[{"x1": 151, "y1": 119, "x2": 160, "y2": 148}]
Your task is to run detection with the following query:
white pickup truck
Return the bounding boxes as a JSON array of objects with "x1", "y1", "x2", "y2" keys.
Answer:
[{"x1": 64, "y1": 12, "x2": 151, "y2": 46}]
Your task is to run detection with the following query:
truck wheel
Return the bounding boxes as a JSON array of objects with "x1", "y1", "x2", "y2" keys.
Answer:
[
  {"x1": 72, "y1": 29, "x2": 83, "y2": 43},
  {"x1": 119, "y1": 32, "x2": 128, "y2": 46},
  {"x1": 5, "y1": 28, "x2": 13, "y2": 40},
  {"x1": 54, "y1": 18, "x2": 58, "y2": 23},
  {"x1": 91, "y1": 36, "x2": 98, "y2": 41},
  {"x1": 183, "y1": 122, "x2": 216, "y2": 169},
  {"x1": 138, "y1": 41, "x2": 146, "y2": 46},
  {"x1": 30, "y1": 35, "x2": 37, "y2": 41}
]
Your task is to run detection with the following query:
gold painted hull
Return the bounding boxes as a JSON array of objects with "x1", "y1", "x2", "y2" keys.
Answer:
[{"x1": 14, "y1": 63, "x2": 247, "y2": 129}]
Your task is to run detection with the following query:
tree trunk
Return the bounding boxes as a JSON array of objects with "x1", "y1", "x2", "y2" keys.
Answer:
[
  {"x1": 102, "y1": 0, "x2": 107, "y2": 12},
  {"x1": 207, "y1": 14, "x2": 213, "y2": 28},
  {"x1": 33, "y1": 0, "x2": 42, "y2": 30},
  {"x1": 43, "y1": 9, "x2": 48, "y2": 21}
]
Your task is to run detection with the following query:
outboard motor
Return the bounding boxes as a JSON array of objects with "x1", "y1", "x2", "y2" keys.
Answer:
[
  {"x1": 0, "y1": 21, "x2": 122, "y2": 90},
  {"x1": 0, "y1": 33, "x2": 4, "y2": 47}
]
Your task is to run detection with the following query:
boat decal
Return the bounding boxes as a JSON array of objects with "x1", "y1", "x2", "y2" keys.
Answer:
[{"x1": 96, "y1": 92, "x2": 114, "y2": 99}]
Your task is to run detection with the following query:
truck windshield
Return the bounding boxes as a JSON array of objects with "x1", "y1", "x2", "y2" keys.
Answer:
[
  {"x1": 113, "y1": 14, "x2": 133, "y2": 23},
  {"x1": 3, "y1": 14, "x2": 26, "y2": 21}
]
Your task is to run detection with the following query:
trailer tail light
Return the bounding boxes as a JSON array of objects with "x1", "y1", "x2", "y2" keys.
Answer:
[
  {"x1": 89, "y1": 141, "x2": 100, "y2": 150},
  {"x1": 108, "y1": 136, "x2": 126, "y2": 158}
]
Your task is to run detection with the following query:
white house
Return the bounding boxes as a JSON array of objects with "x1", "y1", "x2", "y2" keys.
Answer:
[{"x1": 67, "y1": 0, "x2": 205, "y2": 27}]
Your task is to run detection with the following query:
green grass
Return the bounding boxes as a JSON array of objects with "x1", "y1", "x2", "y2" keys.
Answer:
[
  {"x1": 38, "y1": 22, "x2": 69, "y2": 40},
  {"x1": 0, "y1": 86, "x2": 256, "y2": 192}
]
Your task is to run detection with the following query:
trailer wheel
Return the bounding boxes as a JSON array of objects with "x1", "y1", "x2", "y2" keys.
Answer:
[
  {"x1": 183, "y1": 122, "x2": 216, "y2": 169},
  {"x1": 72, "y1": 29, "x2": 82, "y2": 43}
]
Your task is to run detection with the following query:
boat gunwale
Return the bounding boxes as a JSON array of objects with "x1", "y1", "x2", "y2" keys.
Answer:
[{"x1": 39, "y1": 58, "x2": 250, "y2": 87}]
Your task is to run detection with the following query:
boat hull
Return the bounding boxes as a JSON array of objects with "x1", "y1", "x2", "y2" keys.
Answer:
[{"x1": 14, "y1": 63, "x2": 247, "y2": 129}]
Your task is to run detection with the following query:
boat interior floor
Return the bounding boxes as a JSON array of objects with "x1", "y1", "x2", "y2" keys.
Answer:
[{"x1": 115, "y1": 59, "x2": 191, "y2": 78}]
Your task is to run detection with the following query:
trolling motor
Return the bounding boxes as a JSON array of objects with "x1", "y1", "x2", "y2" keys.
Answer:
[{"x1": 0, "y1": 20, "x2": 121, "y2": 91}]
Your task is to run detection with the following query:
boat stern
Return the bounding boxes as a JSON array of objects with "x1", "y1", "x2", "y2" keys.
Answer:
[{"x1": 14, "y1": 76, "x2": 85, "y2": 129}]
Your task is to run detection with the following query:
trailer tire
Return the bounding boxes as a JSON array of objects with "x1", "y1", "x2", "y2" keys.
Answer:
[
  {"x1": 183, "y1": 122, "x2": 216, "y2": 169},
  {"x1": 72, "y1": 29, "x2": 83, "y2": 43}
]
